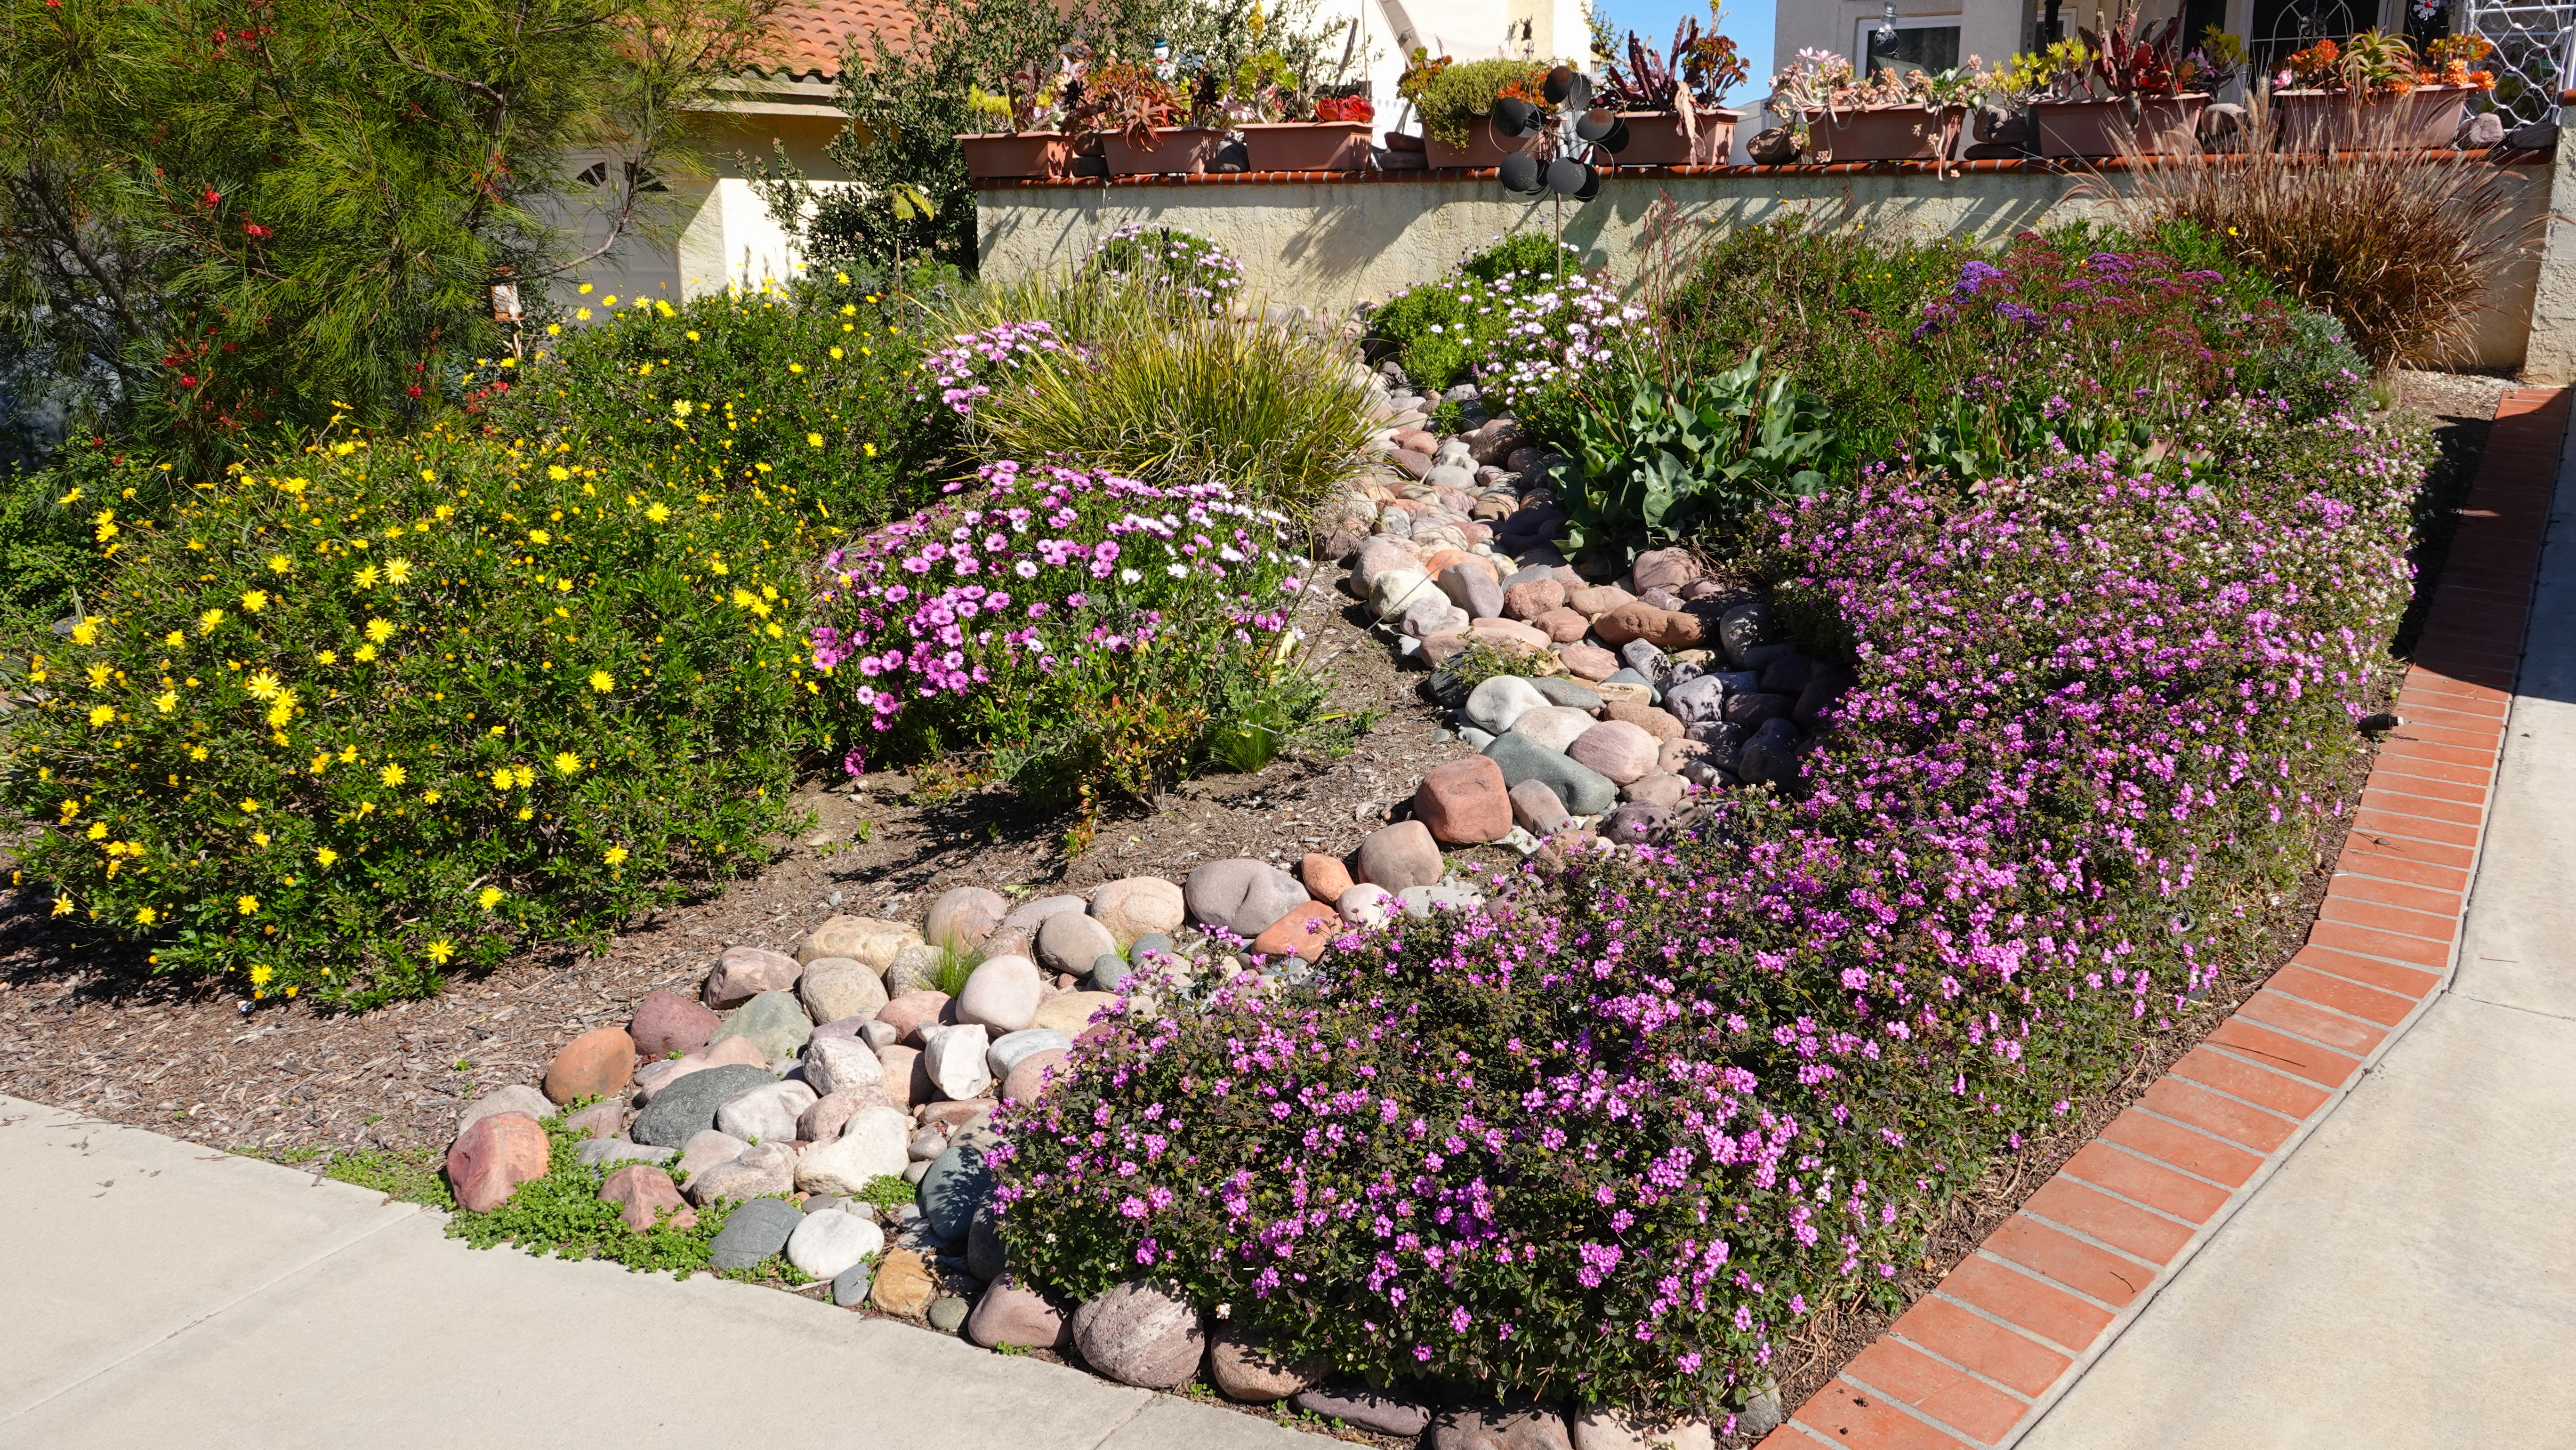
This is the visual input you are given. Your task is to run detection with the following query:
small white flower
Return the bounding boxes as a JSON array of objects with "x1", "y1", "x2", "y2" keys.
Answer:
[{"x1": 1120, "y1": 568, "x2": 1143, "y2": 584}]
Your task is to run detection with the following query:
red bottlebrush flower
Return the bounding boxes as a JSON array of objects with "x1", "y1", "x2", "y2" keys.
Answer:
[
  {"x1": 406, "y1": 385, "x2": 423, "y2": 398},
  {"x1": 243, "y1": 222, "x2": 271, "y2": 238},
  {"x1": 179, "y1": 375, "x2": 199, "y2": 388},
  {"x1": 201, "y1": 187, "x2": 219, "y2": 207}
]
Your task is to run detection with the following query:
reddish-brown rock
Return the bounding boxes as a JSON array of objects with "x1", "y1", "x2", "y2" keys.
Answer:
[
  {"x1": 1533, "y1": 607, "x2": 1590, "y2": 643},
  {"x1": 1468, "y1": 617, "x2": 1552, "y2": 651},
  {"x1": 1588, "y1": 602, "x2": 1666, "y2": 647},
  {"x1": 1413, "y1": 755, "x2": 1513, "y2": 844},
  {"x1": 1300, "y1": 852, "x2": 1355, "y2": 902},
  {"x1": 1502, "y1": 579, "x2": 1566, "y2": 620},
  {"x1": 1602, "y1": 701, "x2": 1682, "y2": 741},
  {"x1": 702, "y1": 945, "x2": 801, "y2": 1008},
  {"x1": 599, "y1": 1164, "x2": 696, "y2": 1233},
  {"x1": 445, "y1": 1112, "x2": 550, "y2": 1213},
  {"x1": 878, "y1": 1045, "x2": 925, "y2": 1108},
  {"x1": 1566, "y1": 584, "x2": 1636, "y2": 618},
  {"x1": 1646, "y1": 609, "x2": 1706, "y2": 650},
  {"x1": 629, "y1": 990, "x2": 720, "y2": 1058},
  {"x1": 1558, "y1": 643, "x2": 1619, "y2": 681},
  {"x1": 876, "y1": 990, "x2": 952, "y2": 1045},
  {"x1": 1002, "y1": 1047, "x2": 1072, "y2": 1104},
  {"x1": 968, "y1": 1276, "x2": 1073, "y2": 1350},
  {"x1": 543, "y1": 1025, "x2": 637, "y2": 1105},
  {"x1": 1251, "y1": 901, "x2": 1341, "y2": 962}
]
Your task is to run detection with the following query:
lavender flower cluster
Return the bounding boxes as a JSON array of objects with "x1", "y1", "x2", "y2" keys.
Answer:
[
  {"x1": 923, "y1": 320, "x2": 1085, "y2": 418},
  {"x1": 1081, "y1": 222, "x2": 1248, "y2": 307},
  {"x1": 992, "y1": 402, "x2": 2431, "y2": 1416},
  {"x1": 1476, "y1": 266, "x2": 1650, "y2": 418}
]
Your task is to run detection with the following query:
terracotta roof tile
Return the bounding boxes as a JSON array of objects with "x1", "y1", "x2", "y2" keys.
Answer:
[{"x1": 763, "y1": 0, "x2": 913, "y2": 79}]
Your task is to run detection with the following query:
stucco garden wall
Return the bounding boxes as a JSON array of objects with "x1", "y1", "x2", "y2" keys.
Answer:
[{"x1": 976, "y1": 153, "x2": 2560, "y2": 374}]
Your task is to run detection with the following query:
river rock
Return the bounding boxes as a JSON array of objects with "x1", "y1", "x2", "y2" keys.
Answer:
[
  {"x1": 878, "y1": 1045, "x2": 926, "y2": 1107},
  {"x1": 628, "y1": 991, "x2": 720, "y2": 1057},
  {"x1": 1300, "y1": 853, "x2": 1355, "y2": 902},
  {"x1": 870, "y1": 1248, "x2": 938, "y2": 1316},
  {"x1": 786, "y1": 1207, "x2": 885, "y2": 1280},
  {"x1": 1795, "y1": 667, "x2": 1852, "y2": 729},
  {"x1": 707, "y1": 990, "x2": 812, "y2": 1063},
  {"x1": 560, "y1": 1099, "x2": 628, "y2": 1142},
  {"x1": 1003, "y1": 1047, "x2": 1072, "y2": 1104},
  {"x1": 877, "y1": 990, "x2": 952, "y2": 1044},
  {"x1": 1532, "y1": 607, "x2": 1589, "y2": 642},
  {"x1": 1570, "y1": 1409, "x2": 1716, "y2": 1450},
  {"x1": 922, "y1": 1023, "x2": 994, "y2": 1100},
  {"x1": 1295, "y1": 1387, "x2": 1433, "y2": 1437},
  {"x1": 1507, "y1": 705, "x2": 1596, "y2": 754},
  {"x1": 1464, "y1": 675, "x2": 1550, "y2": 735},
  {"x1": 1622, "y1": 773, "x2": 1687, "y2": 807},
  {"x1": 1351, "y1": 820, "x2": 1443, "y2": 891},
  {"x1": 707, "y1": 1195, "x2": 802, "y2": 1271},
  {"x1": 1557, "y1": 643, "x2": 1619, "y2": 681},
  {"x1": 1503, "y1": 578, "x2": 1565, "y2": 620},
  {"x1": 795, "y1": 1104, "x2": 912, "y2": 1194},
  {"x1": 1413, "y1": 755, "x2": 1512, "y2": 843},
  {"x1": 1717, "y1": 599, "x2": 1779, "y2": 665},
  {"x1": 1368, "y1": 566, "x2": 1437, "y2": 621},
  {"x1": 1000, "y1": 894, "x2": 1086, "y2": 936},
  {"x1": 968, "y1": 1276, "x2": 1072, "y2": 1349},
  {"x1": 1485, "y1": 729, "x2": 1618, "y2": 814},
  {"x1": 631, "y1": 1063, "x2": 776, "y2": 1147},
  {"x1": 713, "y1": 1079, "x2": 817, "y2": 1143},
  {"x1": 955, "y1": 955, "x2": 1043, "y2": 1033},
  {"x1": 674, "y1": 1128, "x2": 750, "y2": 1181},
  {"x1": 1433, "y1": 1404, "x2": 1574, "y2": 1450},
  {"x1": 1663, "y1": 673, "x2": 1727, "y2": 726},
  {"x1": 686, "y1": 1140, "x2": 797, "y2": 1205},
  {"x1": 1509, "y1": 778, "x2": 1570, "y2": 833},
  {"x1": 1087, "y1": 876, "x2": 1185, "y2": 946},
  {"x1": 1031, "y1": 991, "x2": 1117, "y2": 1036},
  {"x1": 1338, "y1": 883, "x2": 1398, "y2": 927},
  {"x1": 1036, "y1": 910, "x2": 1120, "y2": 977},
  {"x1": 833, "y1": 1261, "x2": 876, "y2": 1307},
  {"x1": 1252, "y1": 901, "x2": 1341, "y2": 961},
  {"x1": 1629, "y1": 547, "x2": 1703, "y2": 595},
  {"x1": 445, "y1": 1112, "x2": 549, "y2": 1213},
  {"x1": 919, "y1": 1141, "x2": 995, "y2": 1240},
  {"x1": 1438, "y1": 563, "x2": 1504, "y2": 619},
  {"x1": 799, "y1": 1084, "x2": 892, "y2": 1143},
  {"x1": 1184, "y1": 858, "x2": 1309, "y2": 938},
  {"x1": 1209, "y1": 1328, "x2": 1325, "y2": 1401},
  {"x1": 803, "y1": 1033, "x2": 888, "y2": 1097},
  {"x1": 1071, "y1": 1281, "x2": 1206, "y2": 1390},
  {"x1": 1737, "y1": 717, "x2": 1803, "y2": 790},
  {"x1": 1602, "y1": 701, "x2": 1681, "y2": 741},
  {"x1": 1600, "y1": 801, "x2": 1670, "y2": 844},
  {"x1": 457, "y1": 1085, "x2": 555, "y2": 1136},
  {"x1": 1566, "y1": 584, "x2": 1635, "y2": 617},
  {"x1": 798, "y1": 958, "x2": 887, "y2": 1025},
  {"x1": 1568, "y1": 720, "x2": 1658, "y2": 784},
  {"x1": 704, "y1": 945, "x2": 801, "y2": 1007},
  {"x1": 924, "y1": 886, "x2": 1010, "y2": 951},
  {"x1": 987, "y1": 1028, "x2": 1073, "y2": 1080},
  {"x1": 598, "y1": 1163, "x2": 695, "y2": 1233},
  {"x1": 797, "y1": 914, "x2": 919, "y2": 970}
]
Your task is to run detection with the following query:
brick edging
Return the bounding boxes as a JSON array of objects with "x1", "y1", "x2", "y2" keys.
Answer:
[{"x1": 1757, "y1": 387, "x2": 2572, "y2": 1450}]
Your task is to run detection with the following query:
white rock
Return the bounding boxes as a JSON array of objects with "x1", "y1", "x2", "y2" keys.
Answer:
[
  {"x1": 795, "y1": 1106, "x2": 912, "y2": 1194},
  {"x1": 923, "y1": 1023, "x2": 994, "y2": 1100},
  {"x1": 1368, "y1": 567, "x2": 1436, "y2": 621},
  {"x1": 785, "y1": 1208, "x2": 886, "y2": 1281},
  {"x1": 1512, "y1": 704, "x2": 1601, "y2": 754},
  {"x1": 674, "y1": 1129, "x2": 750, "y2": 1181},
  {"x1": 1464, "y1": 675, "x2": 1550, "y2": 735},
  {"x1": 1570, "y1": 1408, "x2": 1716, "y2": 1450},
  {"x1": 802, "y1": 1034, "x2": 887, "y2": 1097},
  {"x1": 1336, "y1": 883, "x2": 1398, "y2": 928},
  {"x1": 712, "y1": 1079, "x2": 817, "y2": 1143},
  {"x1": 987, "y1": 1028, "x2": 1075, "y2": 1080}
]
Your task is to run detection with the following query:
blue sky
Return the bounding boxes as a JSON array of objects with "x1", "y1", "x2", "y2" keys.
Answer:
[{"x1": 1599, "y1": 0, "x2": 1775, "y2": 109}]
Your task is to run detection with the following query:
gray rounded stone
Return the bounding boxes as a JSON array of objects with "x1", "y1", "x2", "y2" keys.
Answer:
[
  {"x1": 1484, "y1": 729, "x2": 1618, "y2": 815},
  {"x1": 1088, "y1": 954, "x2": 1131, "y2": 992},
  {"x1": 918, "y1": 1141, "x2": 995, "y2": 1241},
  {"x1": 1035, "y1": 910, "x2": 1120, "y2": 977},
  {"x1": 708, "y1": 1195, "x2": 803, "y2": 1271},
  {"x1": 1718, "y1": 599, "x2": 1780, "y2": 665},
  {"x1": 707, "y1": 990, "x2": 812, "y2": 1064},
  {"x1": 1071, "y1": 1281, "x2": 1206, "y2": 1390},
  {"x1": 631, "y1": 1063, "x2": 778, "y2": 1148},
  {"x1": 1183, "y1": 858, "x2": 1309, "y2": 939},
  {"x1": 1529, "y1": 677, "x2": 1604, "y2": 709},
  {"x1": 925, "y1": 886, "x2": 1010, "y2": 951},
  {"x1": 968, "y1": 1204, "x2": 1008, "y2": 1281},
  {"x1": 928, "y1": 1297, "x2": 971, "y2": 1333},
  {"x1": 833, "y1": 1261, "x2": 876, "y2": 1307},
  {"x1": 986, "y1": 1028, "x2": 1073, "y2": 1080},
  {"x1": 1000, "y1": 894, "x2": 1087, "y2": 934},
  {"x1": 797, "y1": 959, "x2": 887, "y2": 1026}
]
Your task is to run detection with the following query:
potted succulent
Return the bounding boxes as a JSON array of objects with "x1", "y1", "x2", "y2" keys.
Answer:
[
  {"x1": 1412, "y1": 53, "x2": 1551, "y2": 167},
  {"x1": 1598, "y1": 17, "x2": 1749, "y2": 166},
  {"x1": 1079, "y1": 61, "x2": 1224, "y2": 176},
  {"x1": 957, "y1": 59, "x2": 1076, "y2": 180},
  {"x1": 1230, "y1": 51, "x2": 1376, "y2": 171},
  {"x1": 2021, "y1": 8, "x2": 2218, "y2": 158},
  {"x1": 1771, "y1": 49, "x2": 1973, "y2": 165},
  {"x1": 2273, "y1": 31, "x2": 2495, "y2": 151}
]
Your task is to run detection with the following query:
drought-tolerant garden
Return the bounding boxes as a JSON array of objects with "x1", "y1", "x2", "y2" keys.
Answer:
[{"x1": 0, "y1": 2, "x2": 2542, "y2": 1444}]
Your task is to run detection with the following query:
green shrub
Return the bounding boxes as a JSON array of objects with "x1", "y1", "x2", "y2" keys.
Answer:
[
  {"x1": 443, "y1": 1115, "x2": 741, "y2": 1273},
  {"x1": 1416, "y1": 57, "x2": 1550, "y2": 148},
  {"x1": 1369, "y1": 234, "x2": 1586, "y2": 393},
  {"x1": 0, "y1": 443, "x2": 176, "y2": 640},
  {"x1": 1, "y1": 420, "x2": 830, "y2": 1005}
]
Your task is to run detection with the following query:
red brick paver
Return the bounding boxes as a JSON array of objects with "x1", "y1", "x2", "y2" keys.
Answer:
[{"x1": 1757, "y1": 388, "x2": 2566, "y2": 1449}]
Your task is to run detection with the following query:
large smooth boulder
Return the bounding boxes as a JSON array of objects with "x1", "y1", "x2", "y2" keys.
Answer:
[
  {"x1": 1413, "y1": 755, "x2": 1512, "y2": 844},
  {"x1": 707, "y1": 1196, "x2": 801, "y2": 1271},
  {"x1": 918, "y1": 1140, "x2": 995, "y2": 1240},
  {"x1": 1000, "y1": 894, "x2": 1086, "y2": 935},
  {"x1": 1184, "y1": 858, "x2": 1309, "y2": 939},
  {"x1": 968, "y1": 1277, "x2": 1072, "y2": 1350},
  {"x1": 628, "y1": 990, "x2": 720, "y2": 1057},
  {"x1": 786, "y1": 1208, "x2": 885, "y2": 1280},
  {"x1": 796, "y1": 914, "x2": 919, "y2": 970},
  {"x1": 1351, "y1": 820, "x2": 1443, "y2": 891},
  {"x1": 630, "y1": 1063, "x2": 777, "y2": 1148},
  {"x1": 922, "y1": 1023, "x2": 994, "y2": 1100},
  {"x1": 457, "y1": 1085, "x2": 554, "y2": 1136},
  {"x1": 703, "y1": 945, "x2": 801, "y2": 1007},
  {"x1": 445, "y1": 1112, "x2": 550, "y2": 1213},
  {"x1": 1511, "y1": 705, "x2": 1600, "y2": 754},
  {"x1": 1035, "y1": 910, "x2": 1120, "y2": 977},
  {"x1": 1463, "y1": 675, "x2": 1550, "y2": 736},
  {"x1": 797, "y1": 958, "x2": 887, "y2": 1025},
  {"x1": 543, "y1": 1026, "x2": 637, "y2": 1105},
  {"x1": 1485, "y1": 729, "x2": 1618, "y2": 815},
  {"x1": 954, "y1": 955, "x2": 1043, "y2": 1033},
  {"x1": 794, "y1": 1105, "x2": 912, "y2": 1194},
  {"x1": 1209, "y1": 1328, "x2": 1325, "y2": 1402},
  {"x1": 713, "y1": 1079, "x2": 817, "y2": 1144},
  {"x1": 1567, "y1": 721, "x2": 1658, "y2": 785},
  {"x1": 1628, "y1": 547, "x2": 1703, "y2": 596},
  {"x1": 1087, "y1": 876, "x2": 1185, "y2": 947},
  {"x1": 706, "y1": 990, "x2": 812, "y2": 1063},
  {"x1": 1071, "y1": 1281, "x2": 1206, "y2": 1390},
  {"x1": 1510, "y1": 778, "x2": 1571, "y2": 834},
  {"x1": 924, "y1": 886, "x2": 1010, "y2": 951}
]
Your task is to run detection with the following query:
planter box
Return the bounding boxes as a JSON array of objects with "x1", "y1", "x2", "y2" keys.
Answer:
[
  {"x1": 957, "y1": 132, "x2": 1073, "y2": 181},
  {"x1": 1099, "y1": 127, "x2": 1229, "y2": 176},
  {"x1": 2273, "y1": 85, "x2": 2481, "y2": 151},
  {"x1": 1424, "y1": 119, "x2": 1536, "y2": 169},
  {"x1": 1806, "y1": 103, "x2": 1964, "y2": 162},
  {"x1": 2032, "y1": 94, "x2": 2209, "y2": 158},
  {"x1": 1240, "y1": 121, "x2": 1373, "y2": 171},
  {"x1": 1610, "y1": 108, "x2": 1743, "y2": 166}
]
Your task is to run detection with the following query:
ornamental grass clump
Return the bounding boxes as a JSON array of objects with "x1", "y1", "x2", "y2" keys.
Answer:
[
  {"x1": 993, "y1": 400, "x2": 2431, "y2": 1417},
  {"x1": 808, "y1": 460, "x2": 1310, "y2": 829}
]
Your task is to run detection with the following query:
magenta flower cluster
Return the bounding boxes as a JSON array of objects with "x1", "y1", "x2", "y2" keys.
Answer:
[
  {"x1": 923, "y1": 320, "x2": 1085, "y2": 417},
  {"x1": 808, "y1": 460, "x2": 1303, "y2": 733},
  {"x1": 990, "y1": 401, "x2": 2430, "y2": 1416}
]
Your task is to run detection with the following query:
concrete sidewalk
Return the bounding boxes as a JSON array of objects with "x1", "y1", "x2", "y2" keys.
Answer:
[
  {"x1": 0, "y1": 1096, "x2": 1325, "y2": 1449},
  {"x1": 2016, "y1": 412, "x2": 2576, "y2": 1446}
]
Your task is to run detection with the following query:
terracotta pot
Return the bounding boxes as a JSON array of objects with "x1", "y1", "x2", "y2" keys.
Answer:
[
  {"x1": 2272, "y1": 85, "x2": 2481, "y2": 151},
  {"x1": 1239, "y1": 121, "x2": 1373, "y2": 171},
  {"x1": 2031, "y1": 94, "x2": 2209, "y2": 158},
  {"x1": 1423, "y1": 118, "x2": 1537, "y2": 169},
  {"x1": 1608, "y1": 108, "x2": 1743, "y2": 166},
  {"x1": 957, "y1": 132, "x2": 1073, "y2": 180},
  {"x1": 1805, "y1": 103, "x2": 1965, "y2": 162},
  {"x1": 1098, "y1": 127, "x2": 1229, "y2": 176}
]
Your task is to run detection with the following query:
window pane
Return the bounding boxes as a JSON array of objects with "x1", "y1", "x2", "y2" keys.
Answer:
[{"x1": 1866, "y1": 24, "x2": 1961, "y2": 77}]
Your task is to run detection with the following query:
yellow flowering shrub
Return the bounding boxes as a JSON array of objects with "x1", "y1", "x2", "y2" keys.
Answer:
[{"x1": 2, "y1": 427, "x2": 833, "y2": 1004}]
